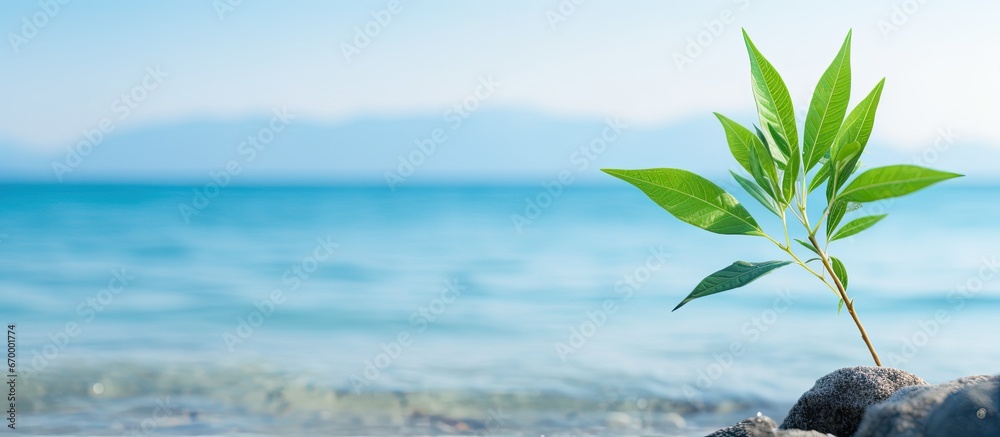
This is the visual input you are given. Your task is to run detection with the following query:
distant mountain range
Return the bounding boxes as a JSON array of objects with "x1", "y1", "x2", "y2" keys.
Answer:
[{"x1": 0, "y1": 110, "x2": 995, "y2": 185}]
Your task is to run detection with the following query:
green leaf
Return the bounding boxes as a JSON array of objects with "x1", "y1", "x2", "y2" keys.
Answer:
[
  {"x1": 804, "y1": 31, "x2": 852, "y2": 171},
  {"x1": 830, "y1": 214, "x2": 887, "y2": 242},
  {"x1": 838, "y1": 165, "x2": 963, "y2": 203},
  {"x1": 835, "y1": 142, "x2": 864, "y2": 187},
  {"x1": 826, "y1": 200, "x2": 847, "y2": 239},
  {"x1": 767, "y1": 122, "x2": 792, "y2": 159},
  {"x1": 754, "y1": 125, "x2": 787, "y2": 169},
  {"x1": 795, "y1": 238, "x2": 820, "y2": 256},
  {"x1": 830, "y1": 78, "x2": 885, "y2": 161},
  {"x1": 673, "y1": 260, "x2": 793, "y2": 311},
  {"x1": 715, "y1": 113, "x2": 761, "y2": 175},
  {"x1": 782, "y1": 166, "x2": 797, "y2": 205},
  {"x1": 769, "y1": 123, "x2": 800, "y2": 205},
  {"x1": 743, "y1": 30, "x2": 797, "y2": 165},
  {"x1": 830, "y1": 256, "x2": 849, "y2": 290},
  {"x1": 826, "y1": 140, "x2": 862, "y2": 203},
  {"x1": 602, "y1": 168, "x2": 763, "y2": 235},
  {"x1": 808, "y1": 160, "x2": 831, "y2": 193},
  {"x1": 730, "y1": 171, "x2": 781, "y2": 217},
  {"x1": 748, "y1": 129, "x2": 780, "y2": 198}
]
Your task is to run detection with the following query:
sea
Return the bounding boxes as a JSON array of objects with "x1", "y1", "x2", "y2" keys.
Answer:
[{"x1": 1, "y1": 183, "x2": 998, "y2": 435}]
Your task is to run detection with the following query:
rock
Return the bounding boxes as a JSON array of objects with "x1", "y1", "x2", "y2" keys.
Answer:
[
  {"x1": 660, "y1": 412, "x2": 686, "y2": 429},
  {"x1": 855, "y1": 374, "x2": 999, "y2": 436},
  {"x1": 779, "y1": 430, "x2": 831, "y2": 436},
  {"x1": 708, "y1": 414, "x2": 829, "y2": 437},
  {"x1": 708, "y1": 414, "x2": 778, "y2": 437},
  {"x1": 927, "y1": 377, "x2": 1000, "y2": 435},
  {"x1": 779, "y1": 366, "x2": 927, "y2": 436},
  {"x1": 604, "y1": 411, "x2": 637, "y2": 429}
]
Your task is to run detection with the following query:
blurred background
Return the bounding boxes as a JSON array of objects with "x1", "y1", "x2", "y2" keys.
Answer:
[{"x1": 1, "y1": 1, "x2": 998, "y2": 435}]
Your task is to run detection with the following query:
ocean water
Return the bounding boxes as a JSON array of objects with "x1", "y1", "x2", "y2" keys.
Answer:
[{"x1": 1, "y1": 183, "x2": 998, "y2": 435}]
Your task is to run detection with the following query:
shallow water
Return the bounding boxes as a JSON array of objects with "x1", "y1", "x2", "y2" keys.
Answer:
[{"x1": 2, "y1": 184, "x2": 998, "y2": 435}]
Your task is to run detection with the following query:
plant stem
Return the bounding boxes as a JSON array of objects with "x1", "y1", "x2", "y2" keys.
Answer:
[
  {"x1": 808, "y1": 235, "x2": 882, "y2": 366},
  {"x1": 810, "y1": 200, "x2": 833, "y2": 237},
  {"x1": 762, "y1": 233, "x2": 840, "y2": 298},
  {"x1": 780, "y1": 213, "x2": 791, "y2": 249}
]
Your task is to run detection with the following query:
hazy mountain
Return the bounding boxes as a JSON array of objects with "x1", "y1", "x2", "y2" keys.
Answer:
[{"x1": 0, "y1": 110, "x2": 994, "y2": 185}]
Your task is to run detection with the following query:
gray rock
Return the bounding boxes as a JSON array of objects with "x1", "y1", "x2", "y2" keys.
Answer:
[
  {"x1": 779, "y1": 366, "x2": 927, "y2": 437},
  {"x1": 927, "y1": 377, "x2": 1000, "y2": 435},
  {"x1": 708, "y1": 415, "x2": 829, "y2": 437},
  {"x1": 709, "y1": 415, "x2": 777, "y2": 437},
  {"x1": 855, "y1": 374, "x2": 999, "y2": 436}
]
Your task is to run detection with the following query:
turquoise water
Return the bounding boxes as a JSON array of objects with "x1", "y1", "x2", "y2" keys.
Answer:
[{"x1": 1, "y1": 184, "x2": 998, "y2": 435}]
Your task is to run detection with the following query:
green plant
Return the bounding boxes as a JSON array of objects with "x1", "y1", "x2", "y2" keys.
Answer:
[{"x1": 602, "y1": 30, "x2": 962, "y2": 366}]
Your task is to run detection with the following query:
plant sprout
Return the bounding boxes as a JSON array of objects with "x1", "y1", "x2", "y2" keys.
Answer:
[{"x1": 603, "y1": 30, "x2": 962, "y2": 366}]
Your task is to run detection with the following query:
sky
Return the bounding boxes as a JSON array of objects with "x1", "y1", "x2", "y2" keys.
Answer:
[{"x1": 1, "y1": 0, "x2": 998, "y2": 180}]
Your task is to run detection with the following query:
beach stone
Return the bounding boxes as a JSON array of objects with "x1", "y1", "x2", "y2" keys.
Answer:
[
  {"x1": 604, "y1": 411, "x2": 637, "y2": 429},
  {"x1": 779, "y1": 366, "x2": 927, "y2": 436},
  {"x1": 660, "y1": 411, "x2": 686, "y2": 429},
  {"x1": 855, "y1": 374, "x2": 999, "y2": 436},
  {"x1": 708, "y1": 414, "x2": 829, "y2": 436},
  {"x1": 708, "y1": 414, "x2": 777, "y2": 437}
]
